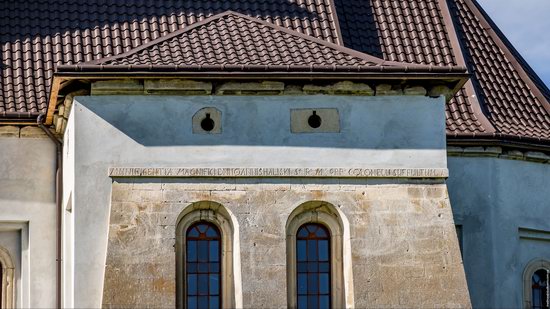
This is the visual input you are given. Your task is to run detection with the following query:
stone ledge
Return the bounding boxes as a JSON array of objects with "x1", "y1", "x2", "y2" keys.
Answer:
[
  {"x1": 0, "y1": 126, "x2": 20, "y2": 137},
  {"x1": 108, "y1": 167, "x2": 449, "y2": 179},
  {"x1": 0, "y1": 126, "x2": 50, "y2": 138}
]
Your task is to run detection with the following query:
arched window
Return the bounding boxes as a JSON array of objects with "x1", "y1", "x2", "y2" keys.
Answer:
[
  {"x1": 532, "y1": 269, "x2": 549, "y2": 309},
  {"x1": 176, "y1": 201, "x2": 242, "y2": 309},
  {"x1": 296, "y1": 223, "x2": 331, "y2": 309},
  {"x1": 286, "y1": 201, "x2": 354, "y2": 308},
  {"x1": 185, "y1": 222, "x2": 222, "y2": 309},
  {"x1": 523, "y1": 259, "x2": 550, "y2": 309}
]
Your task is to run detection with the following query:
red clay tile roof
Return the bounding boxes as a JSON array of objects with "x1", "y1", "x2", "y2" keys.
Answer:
[
  {"x1": 448, "y1": 0, "x2": 550, "y2": 139},
  {"x1": 92, "y1": 11, "x2": 376, "y2": 67},
  {"x1": 333, "y1": 0, "x2": 488, "y2": 135},
  {"x1": 64, "y1": 11, "x2": 459, "y2": 73},
  {"x1": 0, "y1": 0, "x2": 341, "y2": 118},
  {"x1": 1, "y1": 0, "x2": 550, "y2": 146}
]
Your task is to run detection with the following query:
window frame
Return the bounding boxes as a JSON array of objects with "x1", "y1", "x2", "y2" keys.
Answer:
[
  {"x1": 176, "y1": 203, "x2": 238, "y2": 309},
  {"x1": 523, "y1": 259, "x2": 550, "y2": 309},
  {"x1": 184, "y1": 222, "x2": 222, "y2": 309},
  {"x1": 286, "y1": 202, "x2": 349, "y2": 308},
  {"x1": 296, "y1": 223, "x2": 332, "y2": 308}
]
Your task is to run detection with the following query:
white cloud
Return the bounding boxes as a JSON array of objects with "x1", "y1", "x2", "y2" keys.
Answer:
[{"x1": 476, "y1": 0, "x2": 550, "y2": 87}]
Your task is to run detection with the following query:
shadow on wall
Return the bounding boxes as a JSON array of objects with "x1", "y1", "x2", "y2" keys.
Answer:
[{"x1": 78, "y1": 96, "x2": 445, "y2": 150}]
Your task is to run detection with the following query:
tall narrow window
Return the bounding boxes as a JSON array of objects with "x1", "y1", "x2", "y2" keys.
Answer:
[
  {"x1": 186, "y1": 222, "x2": 221, "y2": 309},
  {"x1": 296, "y1": 223, "x2": 331, "y2": 309},
  {"x1": 532, "y1": 268, "x2": 549, "y2": 309}
]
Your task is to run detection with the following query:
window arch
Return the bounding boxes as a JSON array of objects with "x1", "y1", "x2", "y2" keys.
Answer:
[
  {"x1": 524, "y1": 259, "x2": 550, "y2": 309},
  {"x1": 286, "y1": 201, "x2": 354, "y2": 308},
  {"x1": 176, "y1": 201, "x2": 242, "y2": 309},
  {"x1": 0, "y1": 246, "x2": 14, "y2": 309}
]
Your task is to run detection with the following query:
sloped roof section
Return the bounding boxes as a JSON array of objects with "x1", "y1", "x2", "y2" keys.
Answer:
[
  {"x1": 448, "y1": 0, "x2": 550, "y2": 139},
  {"x1": 85, "y1": 11, "x2": 383, "y2": 68},
  {"x1": 333, "y1": 0, "x2": 490, "y2": 135},
  {"x1": 333, "y1": 0, "x2": 550, "y2": 140},
  {"x1": 0, "y1": 0, "x2": 341, "y2": 117}
]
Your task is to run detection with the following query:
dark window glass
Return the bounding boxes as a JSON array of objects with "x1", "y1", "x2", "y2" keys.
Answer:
[
  {"x1": 296, "y1": 223, "x2": 331, "y2": 309},
  {"x1": 533, "y1": 269, "x2": 549, "y2": 309},
  {"x1": 186, "y1": 222, "x2": 221, "y2": 309}
]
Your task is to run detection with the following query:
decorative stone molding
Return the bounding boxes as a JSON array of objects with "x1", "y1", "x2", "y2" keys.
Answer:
[
  {"x1": 0, "y1": 126, "x2": 20, "y2": 137},
  {"x1": 145, "y1": 79, "x2": 212, "y2": 95},
  {"x1": 0, "y1": 246, "x2": 15, "y2": 309},
  {"x1": 522, "y1": 258, "x2": 550, "y2": 309},
  {"x1": 108, "y1": 167, "x2": 449, "y2": 179},
  {"x1": 51, "y1": 89, "x2": 89, "y2": 134},
  {"x1": 303, "y1": 81, "x2": 374, "y2": 95},
  {"x1": 375, "y1": 84, "x2": 403, "y2": 96},
  {"x1": 91, "y1": 79, "x2": 144, "y2": 95},
  {"x1": 215, "y1": 81, "x2": 284, "y2": 95},
  {"x1": 428, "y1": 85, "x2": 453, "y2": 99},
  {"x1": 0, "y1": 126, "x2": 48, "y2": 138}
]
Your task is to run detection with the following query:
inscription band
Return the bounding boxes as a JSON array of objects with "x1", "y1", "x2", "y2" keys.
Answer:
[{"x1": 109, "y1": 167, "x2": 448, "y2": 178}]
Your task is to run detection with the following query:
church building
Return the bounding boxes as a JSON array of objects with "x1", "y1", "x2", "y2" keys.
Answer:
[{"x1": 0, "y1": 0, "x2": 549, "y2": 308}]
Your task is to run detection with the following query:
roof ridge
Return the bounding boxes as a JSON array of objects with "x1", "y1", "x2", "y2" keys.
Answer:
[{"x1": 437, "y1": 0, "x2": 496, "y2": 133}]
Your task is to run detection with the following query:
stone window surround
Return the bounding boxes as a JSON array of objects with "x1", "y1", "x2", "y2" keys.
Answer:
[
  {"x1": 286, "y1": 201, "x2": 355, "y2": 308},
  {"x1": 0, "y1": 246, "x2": 14, "y2": 309},
  {"x1": 175, "y1": 201, "x2": 243, "y2": 309},
  {"x1": 523, "y1": 258, "x2": 550, "y2": 309}
]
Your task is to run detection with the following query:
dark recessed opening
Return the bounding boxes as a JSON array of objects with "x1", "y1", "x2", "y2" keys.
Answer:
[
  {"x1": 308, "y1": 111, "x2": 322, "y2": 128},
  {"x1": 201, "y1": 113, "x2": 215, "y2": 131}
]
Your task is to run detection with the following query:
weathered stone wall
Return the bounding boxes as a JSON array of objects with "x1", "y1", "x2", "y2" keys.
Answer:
[{"x1": 104, "y1": 178, "x2": 470, "y2": 308}]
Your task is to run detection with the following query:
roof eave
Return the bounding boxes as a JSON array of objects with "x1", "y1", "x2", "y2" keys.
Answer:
[{"x1": 447, "y1": 133, "x2": 550, "y2": 151}]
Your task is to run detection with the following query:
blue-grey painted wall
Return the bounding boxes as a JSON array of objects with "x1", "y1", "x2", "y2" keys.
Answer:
[{"x1": 448, "y1": 157, "x2": 550, "y2": 309}]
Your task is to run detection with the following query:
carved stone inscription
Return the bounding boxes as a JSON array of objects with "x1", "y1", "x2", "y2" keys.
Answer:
[{"x1": 108, "y1": 167, "x2": 448, "y2": 178}]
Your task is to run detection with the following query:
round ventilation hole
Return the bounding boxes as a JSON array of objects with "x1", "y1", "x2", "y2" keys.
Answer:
[
  {"x1": 201, "y1": 113, "x2": 215, "y2": 132},
  {"x1": 308, "y1": 111, "x2": 322, "y2": 128}
]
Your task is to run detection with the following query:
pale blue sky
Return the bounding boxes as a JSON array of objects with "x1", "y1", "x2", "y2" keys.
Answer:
[{"x1": 477, "y1": 0, "x2": 550, "y2": 88}]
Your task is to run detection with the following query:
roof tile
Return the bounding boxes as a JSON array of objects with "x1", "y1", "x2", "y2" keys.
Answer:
[{"x1": 91, "y1": 12, "x2": 380, "y2": 68}]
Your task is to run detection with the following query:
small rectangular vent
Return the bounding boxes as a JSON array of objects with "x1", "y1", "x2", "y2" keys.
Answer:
[{"x1": 519, "y1": 227, "x2": 550, "y2": 242}]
